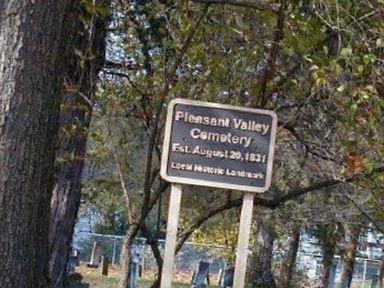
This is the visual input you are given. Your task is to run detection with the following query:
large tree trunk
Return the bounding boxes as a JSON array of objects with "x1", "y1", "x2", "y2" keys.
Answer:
[
  {"x1": 48, "y1": 2, "x2": 109, "y2": 287},
  {"x1": 279, "y1": 225, "x2": 301, "y2": 288},
  {"x1": 247, "y1": 209, "x2": 277, "y2": 288},
  {"x1": 379, "y1": 254, "x2": 384, "y2": 288},
  {"x1": 0, "y1": 1, "x2": 73, "y2": 287},
  {"x1": 339, "y1": 226, "x2": 361, "y2": 288}
]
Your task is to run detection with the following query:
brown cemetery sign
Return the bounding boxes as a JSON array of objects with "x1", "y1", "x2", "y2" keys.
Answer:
[
  {"x1": 160, "y1": 98, "x2": 278, "y2": 288},
  {"x1": 161, "y1": 98, "x2": 277, "y2": 192}
]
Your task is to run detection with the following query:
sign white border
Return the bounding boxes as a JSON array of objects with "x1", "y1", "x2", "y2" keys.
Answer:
[{"x1": 160, "y1": 98, "x2": 277, "y2": 193}]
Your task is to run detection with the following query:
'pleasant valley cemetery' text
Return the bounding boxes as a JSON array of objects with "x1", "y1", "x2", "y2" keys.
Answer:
[{"x1": 161, "y1": 99, "x2": 277, "y2": 193}]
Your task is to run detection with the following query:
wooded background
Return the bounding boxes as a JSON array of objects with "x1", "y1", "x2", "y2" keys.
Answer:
[{"x1": 0, "y1": 0, "x2": 383, "y2": 288}]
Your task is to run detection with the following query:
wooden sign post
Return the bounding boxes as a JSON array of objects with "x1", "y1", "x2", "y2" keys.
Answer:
[
  {"x1": 160, "y1": 99, "x2": 277, "y2": 288},
  {"x1": 160, "y1": 184, "x2": 182, "y2": 288},
  {"x1": 233, "y1": 192, "x2": 254, "y2": 287}
]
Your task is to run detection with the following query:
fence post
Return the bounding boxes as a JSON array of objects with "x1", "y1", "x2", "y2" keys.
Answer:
[
  {"x1": 88, "y1": 241, "x2": 101, "y2": 268},
  {"x1": 363, "y1": 259, "x2": 368, "y2": 283},
  {"x1": 112, "y1": 237, "x2": 117, "y2": 266}
]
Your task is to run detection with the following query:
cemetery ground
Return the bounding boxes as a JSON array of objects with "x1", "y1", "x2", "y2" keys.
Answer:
[
  {"x1": 67, "y1": 265, "x2": 220, "y2": 288},
  {"x1": 66, "y1": 265, "x2": 376, "y2": 288}
]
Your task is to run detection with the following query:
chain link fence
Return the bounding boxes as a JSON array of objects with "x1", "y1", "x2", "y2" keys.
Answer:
[
  {"x1": 73, "y1": 232, "x2": 382, "y2": 287},
  {"x1": 73, "y1": 232, "x2": 229, "y2": 284}
]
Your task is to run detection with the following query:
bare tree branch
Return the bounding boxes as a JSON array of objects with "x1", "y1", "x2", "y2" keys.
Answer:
[
  {"x1": 282, "y1": 122, "x2": 339, "y2": 163},
  {"x1": 141, "y1": 224, "x2": 163, "y2": 272},
  {"x1": 104, "y1": 60, "x2": 141, "y2": 70},
  {"x1": 345, "y1": 193, "x2": 384, "y2": 234},
  {"x1": 270, "y1": 166, "x2": 384, "y2": 208},
  {"x1": 173, "y1": 166, "x2": 384, "y2": 253},
  {"x1": 257, "y1": 0, "x2": 287, "y2": 107},
  {"x1": 140, "y1": 4, "x2": 210, "y2": 218},
  {"x1": 191, "y1": 0, "x2": 280, "y2": 12},
  {"x1": 114, "y1": 152, "x2": 135, "y2": 221}
]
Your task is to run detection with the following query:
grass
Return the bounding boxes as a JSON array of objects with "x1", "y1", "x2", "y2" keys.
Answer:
[
  {"x1": 67, "y1": 266, "x2": 376, "y2": 288},
  {"x1": 67, "y1": 265, "x2": 218, "y2": 288}
]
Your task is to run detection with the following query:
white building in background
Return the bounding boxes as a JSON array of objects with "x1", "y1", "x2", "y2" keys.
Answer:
[{"x1": 295, "y1": 230, "x2": 384, "y2": 285}]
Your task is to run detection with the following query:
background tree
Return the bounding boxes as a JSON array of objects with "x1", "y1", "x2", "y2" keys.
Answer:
[
  {"x1": 339, "y1": 225, "x2": 362, "y2": 288},
  {"x1": 48, "y1": 1, "x2": 111, "y2": 287},
  {"x1": 79, "y1": 0, "x2": 384, "y2": 287}
]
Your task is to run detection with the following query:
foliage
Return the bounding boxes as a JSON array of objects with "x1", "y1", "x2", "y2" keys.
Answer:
[{"x1": 80, "y1": 0, "x2": 384, "y2": 281}]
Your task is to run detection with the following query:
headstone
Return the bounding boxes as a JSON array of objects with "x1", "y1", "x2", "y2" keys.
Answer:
[
  {"x1": 67, "y1": 256, "x2": 78, "y2": 276},
  {"x1": 222, "y1": 268, "x2": 234, "y2": 288},
  {"x1": 73, "y1": 250, "x2": 80, "y2": 266},
  {"x1": 87, "y1": 241, "x2": 101, "y2": 268},
  {"x1": 328, "y1": 263, "x2": 337, "y2": 288},
  {"x1": 371, "y1": 274, "x2": 379, "y2": 288},
  {"x1": 101, "y1": 256, "x2": 109, "y2": 276},
  {"x1": 192, "y1": 261, "x2": 210, "y2": 288},
  {"x1": 130, "y1": 245, "x2": 142, "y2": 288},
  {"x1": 67, "y1": 249, "x2": 80, "y2": 275}
]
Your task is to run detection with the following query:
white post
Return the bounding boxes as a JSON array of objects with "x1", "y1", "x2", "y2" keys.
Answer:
[
  {"x1": 363, "y1": 258, "x2": 367, "y2": 283},
  {"x1": 160, "y1": 184, "x2": 183, "y2": 288},
  {"x1": 233, "y1": 193, "x2": 255, "y2": 288},
  {"x1": 112, "y1": 237, "x2": 117, "y2": 265}
]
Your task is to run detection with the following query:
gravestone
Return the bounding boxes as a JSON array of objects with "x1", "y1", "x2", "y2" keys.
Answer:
[
  {"x1": 221, "y1": 267, "x2": 234, "y2": 288},
  {"x1": 67, "y1": 256, "x2": 78, "y2": 276},
  {"x1": 328, "y1": 263, "x2": 337, "y2": 288},
  {"x1": 130, "y1": 245, "x2": 142, "y2": 288},
  {"x1": 371, "y1": 274, "x2": 379, "y2": 288},
  {"x1": 192, "y1": 261, "x2": 210, "y2": 288},
  {"x1": 87, "y1": 241, "x2": 101, "y2": 268},
  {"x1": 67, "y1": 249, "x2": 80, "y2": 276},
  {"x1": 101, "y1": 256, "x2": 109, "y2": 276},
  {"x1": 73, "y1": 250, "x2": 80, "y2": 266}
]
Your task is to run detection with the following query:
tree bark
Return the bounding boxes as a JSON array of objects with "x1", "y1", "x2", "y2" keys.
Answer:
[
  {"x1": 279, "y1": 225, "x2": 301, "y2": 288},
  {"x1": 0, "y1": 1, "x2": 74, "y2": 287},
  {"x1": 247, "y1": 209, "x2": 277, "y2": 288},
  {"x1": 379, "y1": 254, "x2": 384, "y2": 288},
  {"x1": 339, "y1": 226, "x2": 361, "y2": 288},
  {"x1": 48, "y1": 2, "x2": 109, "y2": 287}
]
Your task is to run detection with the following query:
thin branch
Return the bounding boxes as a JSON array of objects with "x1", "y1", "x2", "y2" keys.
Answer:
[
  {"x1": 78, "y1": 91, "x2": 94, "y2": 109},
  {"x1": 141, "y1": 224, "x2": 163, "y2": 271},
  {"x1": 345, "y1": 193, "x2": 384, "y2": 234},
  {"x1": 140, "y1": 5, "x2": 210, "y2": 218},
  {"x1": 170, "y1": 4, "x2": 210, "y2": 78},
  {"x1": 257, "y1": 0, "x2": 287, "y2": 107},
  {"x1": 104, "y1": 60, "x2": 141, "y2": 70},
  {"x1": 270, "y1": 166, "x2": 384, "y2": 208},
  {"x1": 113, "y1": 152, "x2": 135, "y2": 222},
  {"x1": 282, "y1": 122, "x2": 339, "y2": 163},
  {"x1": 355, "y1": 9, "x2": 378, "y2": 23},
  {"x1": 191, "y1": 0, "x2": 280, "y2": 12},
  {"x1": 173, "y1": 166, "x2": 384, "y2": 253},
  {"x1": 102, "y1": 69, "x2": 148, "y2": 99},
  {"x1": 175, "y1": 199, "x2": 242, "y2": 253}
]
